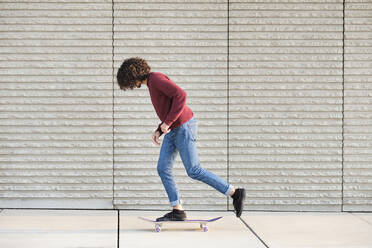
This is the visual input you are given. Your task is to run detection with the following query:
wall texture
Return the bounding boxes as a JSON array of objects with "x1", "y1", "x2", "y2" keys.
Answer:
[
  {"x1": 343, "y1": 0, "x2": 372, "y2": 211},
  {"x1": 229, "y1": 1, "x2": 344, "y2": 211},
  {"x1": 113, "y1": 0, "x2": 228, "y2": 210},
  {"x1": 0, "y1": 0, "x2": 114, "y2": 208},
  {"x1": 0, "y1": 0, "x2": 371, "y2": 212}
]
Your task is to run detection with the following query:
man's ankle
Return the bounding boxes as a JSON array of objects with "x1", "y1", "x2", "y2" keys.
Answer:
[
  {"x1": 173, "y1": 205, "x2": 183, "y2": 211},
  {"x1": 230, "y1": 188, "x2": 236, "y2": 197}
]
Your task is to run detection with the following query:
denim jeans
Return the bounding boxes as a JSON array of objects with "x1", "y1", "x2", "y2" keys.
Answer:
[{"x1": 157, "y1": 117, "x2": 233, "y2": 207}]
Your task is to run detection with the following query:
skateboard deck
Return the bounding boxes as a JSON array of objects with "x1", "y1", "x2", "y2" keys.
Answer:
[{"x1": 138, "y1": 216, "x2": 222, "y2": 232}]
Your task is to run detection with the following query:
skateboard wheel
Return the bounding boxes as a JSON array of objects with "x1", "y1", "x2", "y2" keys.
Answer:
[
  {"x1": 155, "y1": 224, "x2": 161, "y2": 233},
  {"x1": 200, "y1": 224, "x2": 208, "y2": 232}
]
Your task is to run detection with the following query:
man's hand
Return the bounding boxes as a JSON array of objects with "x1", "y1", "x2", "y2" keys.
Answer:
[
  {"x1": 152, "y1": 131, "x2": 161, "y2": 146},
  {"x1": 160, "y1": 123, "x2": 170, "y2": 134}
]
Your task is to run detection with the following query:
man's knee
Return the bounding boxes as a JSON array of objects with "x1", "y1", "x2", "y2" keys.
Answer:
[
  {"x1": 186, "y1": 166, "x2": 204, "y2": 180},
  {"x1": 157, "y1": 163, "x2": 170, "y2": 177}
]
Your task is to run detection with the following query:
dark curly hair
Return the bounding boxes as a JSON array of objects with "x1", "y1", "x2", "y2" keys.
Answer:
[{"x1": 116, "y1": 57, "x2": 151, "y2": 90}]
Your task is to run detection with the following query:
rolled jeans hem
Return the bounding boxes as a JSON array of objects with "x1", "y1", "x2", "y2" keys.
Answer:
[
  {"x1": 224, "y1": 185, "x2": 234, "y2": 197},
  {"x1": 170, "y1": 199, "x2": 180, "y2": 207}
]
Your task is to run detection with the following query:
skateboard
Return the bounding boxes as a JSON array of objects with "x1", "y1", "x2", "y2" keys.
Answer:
[{"x1": 138, "y1": 216, "x2": 223, "y2": 232}]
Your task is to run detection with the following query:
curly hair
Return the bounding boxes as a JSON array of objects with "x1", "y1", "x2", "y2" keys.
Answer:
[{"x1": 116, "y1": 57, "x2": 151, "y2": 90}]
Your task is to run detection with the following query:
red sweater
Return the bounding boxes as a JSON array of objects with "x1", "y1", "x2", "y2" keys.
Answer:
[{"x1": 147, "y1": 72, "x2": 194, "y2": 136}]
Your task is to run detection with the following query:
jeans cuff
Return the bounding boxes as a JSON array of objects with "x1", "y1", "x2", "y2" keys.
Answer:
[
  {"x1": 170, "y1": 199, "x2": 180, "y2": 207},
  {"x1": 224, "y1": 185, "x2": 234, "y2": 197}
]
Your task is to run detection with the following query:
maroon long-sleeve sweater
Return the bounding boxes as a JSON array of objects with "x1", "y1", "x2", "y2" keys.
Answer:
[{"x1": 146, "y1": 72, "x2": 194, "y2": 136}]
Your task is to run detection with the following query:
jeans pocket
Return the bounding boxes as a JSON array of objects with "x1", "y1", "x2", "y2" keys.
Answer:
[{"x1": 187, "y1": 122, "x2": 198, "y2": 142}]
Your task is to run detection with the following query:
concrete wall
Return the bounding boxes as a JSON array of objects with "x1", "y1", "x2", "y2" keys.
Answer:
[
  {"x1": 0, "y1": 0, "x2": 114, "y2": 208},
  {"x1": 0, "y1": 0, "x2": 371, "y2": 212}
]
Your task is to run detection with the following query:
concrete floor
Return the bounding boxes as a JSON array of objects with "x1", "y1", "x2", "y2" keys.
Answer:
[{"x1": 0, "y1": 209, "x2": 371, "y2": 248}]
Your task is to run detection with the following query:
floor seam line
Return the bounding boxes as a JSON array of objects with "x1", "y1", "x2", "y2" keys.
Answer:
[{"x1": 239, "y1": 217, "x2": 270, "y2": 248}]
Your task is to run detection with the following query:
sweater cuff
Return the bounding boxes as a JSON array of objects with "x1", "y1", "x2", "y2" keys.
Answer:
[{"x1": 156, "y1": 123, "x2": 164, "y2": 136}]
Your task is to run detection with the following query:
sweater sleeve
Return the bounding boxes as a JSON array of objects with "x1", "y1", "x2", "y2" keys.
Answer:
[
  {"x1": 152, "y1": 74, "x2": 187, "y2": 127},
  {"x1": 156, "y1": 123, "x2": 164, "y2": 136}
]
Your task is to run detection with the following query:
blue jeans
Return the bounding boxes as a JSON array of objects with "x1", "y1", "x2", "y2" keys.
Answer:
[{"x1": 157, "y1": 117, "x2": 233, "y2": 207}]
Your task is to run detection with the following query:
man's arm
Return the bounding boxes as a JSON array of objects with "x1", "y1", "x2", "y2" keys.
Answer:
[{"x1": 153, "y1": 74, "x2": 187, "y2": 127}]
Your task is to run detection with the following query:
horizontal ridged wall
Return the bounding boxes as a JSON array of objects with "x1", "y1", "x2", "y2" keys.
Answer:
[
  {"x1": 343, "y1": 0, "x2": 372, "y2": 211},
  {"x1": 228, "y1": 0, "x2": 344, "y2": 211},
  {"x1": 1, "y1": 0, "x2": 371, "y2": 212},
  {"x1": 0, "y1": 1, "x2": 113, "y2": 208},
  {"x1": 113, "y1": 0, "x2": 228, "y2": 210}
]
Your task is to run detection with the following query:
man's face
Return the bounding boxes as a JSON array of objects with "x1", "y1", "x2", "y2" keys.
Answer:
[{"x1": 135, "y1": 80, "x2": 141, "y2": 88}]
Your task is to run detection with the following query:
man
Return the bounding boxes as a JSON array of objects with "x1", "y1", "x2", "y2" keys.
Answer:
[{"x1": 116, "y1": 57, "x2": 246, "y2": 221}]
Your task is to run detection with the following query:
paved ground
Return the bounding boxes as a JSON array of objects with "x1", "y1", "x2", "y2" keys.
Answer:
[{"x1": 0, "y1": 209, "x2": 371, "y2": 248}]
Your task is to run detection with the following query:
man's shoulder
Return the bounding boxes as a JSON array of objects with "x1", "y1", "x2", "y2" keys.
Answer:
[
  {"x1": 150, "y1": 71, "x2": 168, "y2": 80},
  {"x1": 148, "y1": 72, "x2": 173, "y2": 88}
]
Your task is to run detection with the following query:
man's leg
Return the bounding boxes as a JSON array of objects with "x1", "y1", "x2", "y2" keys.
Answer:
[
  {"x1": 175, "y1": 118, "x2": 233, "y2": 197},
  {"x1": 156, "y1": 132, "x2": 188, "y2": 221},
  {"x1": 157, "y1": 132, "x2": 181, "y2": 208},
  {"x1": 175, "y1": 118, "x2": 246, "y2": 217}
]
